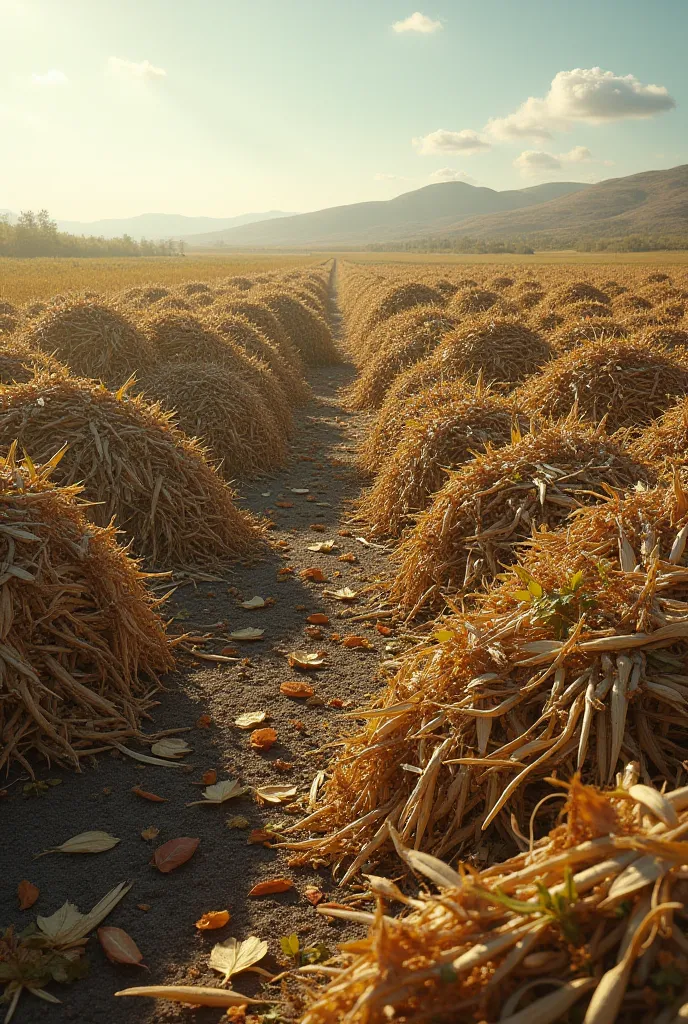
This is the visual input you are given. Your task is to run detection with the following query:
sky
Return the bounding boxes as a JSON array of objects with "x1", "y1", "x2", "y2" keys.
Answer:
[{"x1": 1, "y1": 0, "x2": 686, "y2": 221}]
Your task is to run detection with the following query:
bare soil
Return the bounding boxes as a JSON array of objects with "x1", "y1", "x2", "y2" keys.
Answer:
[{"x1": 0, "y1": 288, "x2": 397, "y2": 1023}]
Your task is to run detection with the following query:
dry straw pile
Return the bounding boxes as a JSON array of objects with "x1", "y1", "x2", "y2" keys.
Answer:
[
  {"x1": 515, "y1": 338, "x2": 688, "y2": 431},
  {"x1": 218, "y1": 297, "x2": 302, "y2": 369},
  {"x1": 24, "y1": 298, "x2": 155, "y2": 385},
  {"x1": 0, "y1": 446, "x2": 172, "y2": 773},
  {"x1": 430, "y1": 316, "x2": 553, "y2": 390},
  {"x1": 208, "y1": 311, "x2": 310, "y2": 405},
  {"x1": 300, "y1": 774, "x2": 688, "y2": 1024},
  {"x1": 255, "y1": 288, "x2": 339, "y2": 365},
  {"x1": 390, "y1": 418, "x2": 654, "y2": 611},
  {"x1": 144, "y1": 361, "x2": 288, "y2": 479},
  {"x1": 356, "y1": 383, "x2": 527, "y2": 537},
  {"x1": 0, "y1": 339, "x2": 66, "y2": 383},
  {"x1": 354, "y1": 282, "x2": 446, "y2": 348},
  {"x1": 0, "y1": 375, "x2": 263, "y2": 569}
]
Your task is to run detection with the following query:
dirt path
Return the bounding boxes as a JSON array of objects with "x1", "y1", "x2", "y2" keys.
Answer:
[{"x1": 0, "y1": 274, "x2": 394, "y2": 1023}]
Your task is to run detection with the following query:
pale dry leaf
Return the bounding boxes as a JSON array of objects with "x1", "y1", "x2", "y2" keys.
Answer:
[
  {"x1": 115, "y1": 985, "x2": 268, "y2": 1007},
  {"x1": 37, "y1": 882, "x2": 132, "y2": 946},
  {"x1": 186, "y1": 779, "x2": 248, "y2": 807},
  {"x1": 307, "y1": 541, "x2": 336, "y2": 553},
  {"x1": 113, "y1": 742, "x2": 187, "y2": 768},
  {"x1": 287, "y1": 650, "x2": 324, "y2": 670},
  {"x1": 208, "y1": 936, "x2": 269, "y2": 985},
  {"x1": 241, "y1": 596, "x2": 266, "y2": 609},
  {"x1": 229, "y1": 627, "x2": 265, "y2": 641},
  {"x1": 255, "y1": 785, "x2": 297, "y2": 804},
  {"x1": 37, "y1": 830, "x2": 120, "y2": 857},
  {"x1": 324, "y1": 587, "x2": 358, "y2": 602},
  {"x1": 234, "y1": 711, "x2": 266, "y2": 730},
  {"x1": 98, "y1": 927, "x2": 145, "y2": 966},
  {"x1": 150, "y1": 737, "x2": 191, "y2": 759},
  {"x1": 141, "y1": 826, "x2": 160, "y2": 841},
  {"x1": 291, "y1": 488, "x2": 309, "y2": 494}
]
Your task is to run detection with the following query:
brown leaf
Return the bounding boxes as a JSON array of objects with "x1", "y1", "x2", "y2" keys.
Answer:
[
  {"x1": 307, "y1": 613, "x2": 329, "y2": 625},
  {"x1": 152, "y1": 837, "x2": 199, "y2": 873},
  {"x1": 305, "y1": 626, "x2": 323, "y2": 639},
  {"x1": 341, "y1": 635, "x2": 372, "y2": 649},
  {"x1": 220, "y1": 647, "x2": 239, "y2": 656},
  {"x1": 17, "y1": 880, "x2": 39, "y2": 911},
  {"x1": 300, "y1": 567, "x2": 327, "y2": 582},
  {"x1": 338, "y1": 553, "x2": 357, "y2": 563},
  {"x1": 115, "y1": 985, "x2": 266, "y2": 1007},
  {"x1": 304, "y1": 886, "x2": 324, "y2": 906},
  {"x1": 248, "y1": 829, "x2": 274, "y2": 845},
  {"x1": 248, "y1": 878, "x2": 293, "y2": 897},
  {"x1": 272, "y1": 759, "x2": 293, "y2": 772},
  {"x1": 132, "y1": 787, "x2": 167, "y2": 803},
  {"x1": 195, "y1": 910, "x2": 230, "y2": 931},
  {"x1": 98, "y1": 927, "x2": 145, "y2": 966},
  {"x1": 338, "y1": 529, "x2": 352, "y2": 537},
  {"x1": 196, "y1": 714, "x2": 212, "y2": 729},
  {"x1": 376, "y1": 623, "x2": 392, "y2": 636},
  {"x1": 329, "y1": 698, "x2": 345, "y2": 709},
  {"x1": 280, "y1": 681, "x2": 315, "y2": 698},
  {"x1": 250, "y1": 728, "x2": 277, "y2": 751},
  {"x1": 309, "y1": 524, "x2": 326, "y2": 532},
  {"x1": 137, "y1": 904, "x2": 151, "y2": 912},
  {"x1": 202, "y1": 769, "x2": 217, "y2": 785},
  {"x1": 275, "y1": 501, "x2": 294, "y2": 508},
  {"x1": 141, "y1": 826, "x2": 160, "y2": 841}
]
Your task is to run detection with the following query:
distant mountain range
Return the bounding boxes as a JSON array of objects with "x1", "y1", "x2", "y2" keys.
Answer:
[
  {"x1": 0, "y1": 210, "x2": 293, "y2": 239},
  {"x1": 182, "y1": 181, "x2": 590, "y2": 248}
]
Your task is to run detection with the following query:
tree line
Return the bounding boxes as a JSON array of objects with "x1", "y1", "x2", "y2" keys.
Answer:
[
  {"x1": 367, "y1": 234, "x2": 688, "y2": 255},
  {"x1": 0, "y1": 210, "x2": 185, "y2": 258}
]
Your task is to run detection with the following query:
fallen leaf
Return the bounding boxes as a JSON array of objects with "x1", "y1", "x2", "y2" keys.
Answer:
[
  {"x1": 195, "y1": 910, "x2": 230, "y2": 931},
  {"x1": 137, "y1": 904, "x2": 151, "y2": 912},
  {"x1": 376, "y1": 623, "x2": 392, "y2": 636},
  {"x1": 287, "y1": 651, "x2": 324, "y2": 670},
  {"x1": 234, "y1": 710, "x2": 266, "y2": 730},
  {"x1": 241, "y1": 596, "x2": 266, "y2": 609},
  {"x1": 255, "y1": 785, "x2": 297, "y2": 804},
  {"x1": 338, "y1": 529, "x2": 352, "y2": 537},
  {"x1": 187, "y1": 779, "x2": 247, "y2": 806},
  {"x1": 290, "y1": 719, "x2": 306, "y2": 732},
  {"x1": 306, "y1": 613, "x2": 329, "y2": 625},
  {"x1": 291, "y1": 488, "x2": 309, "y2": 494},
  {"x1": 132, "y1": 787, "x2": 167, "y2": 802},
  {"x1": 305, "y1": 625, "x2": 323, "y2": 639},
  {"x1": 272, "y1": 759, "x2": 293, "y2": 772},
  {"x1": 152, "y1": 837, "x2": 199, "y2": 873},
  {"x1": 196, "y1": 714, "x2": 212, "y2": 729},
  {"x1": 229, "y1": 627, "x2": 265, "y2": 641},
  {"x1": 248, "y1": 829, "x2": 273, "y2": 845},
  {"x1": 280, "y1": 681, "x2": 314, "y2": 698},
  {"x1": 278, "y1": 565, "x2": 294, "y2": 576},
  {"x1": 209, "y1": 935, "x2": 269, "y2": 984},
  {"x1": 329, "y1": 698, "x2": 345, "y2": 709},
  {"x1": 17, "y1": 880, "x2": 39, "y2": 910},
  {"x1": 201, "y1": 769, "x2": 217, "y2": 785},
  {"x1": 341, "y1": 635, "x2": 372, "y2": 649},
  {"x1": 37, "y1": 882, "x2": 132, "y2": 946},
  {"x1": 226, "y1": 816, "x2": 250, "y2": 830},
  {"x1": 115, "y1": 986, "x2": 267, "y2": 1007},
  {"x1": 248, "y1": 878, "x2": 293, "y2": 897},
  {"x1": 307, "y1": 541, "x2": 336, "y2": 553},
  {"x1": 150, "y1": 738, "x2": 192, "y2": 759},
  {"x1": 304, "y1": 886, "x2": 324, "y2": 906},
  {"x1": 309, "y1": 524, "x2": 326, "y2": 532},
  {"x1": 37, "y1": 830, "x2": 120, "y2": 857},
  {"x1": 325, "y1": 587, "x2": 358, "y2": 602},
  {"x1": 141, "y1": 826, "x2": 160, "y2": 841},
  {"x1": 98, "y1": 927, "x2": 145, "y2": 967},
  {"x1": 338, "y1": 553, "x2": 357, "y2": 563},
  {"x1": 220, "y1": 647, "x2": 239, "y2": 657},
  {"x1": 275, "y1": 500, "x2": 293, "y2": 508},
  {"x1": 300, "y1": 567, "x2": 327, "y2": 582},
  {"x1": 250, "y1": 728, "x2": 278, "y2": 751}
]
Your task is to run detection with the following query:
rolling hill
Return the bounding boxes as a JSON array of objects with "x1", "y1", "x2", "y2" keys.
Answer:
[
  {"x1": 183, "y1": 181, "x2": 589, "y2": 248},
  {"x1": 55, "y1": 210, "x2": 293, "y2": 240},
  {"x1": 445, "y1": 165, "x2": 688, "y2": 241}
]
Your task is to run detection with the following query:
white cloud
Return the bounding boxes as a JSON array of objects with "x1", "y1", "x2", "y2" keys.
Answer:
[
  {"x1": 514, "y1": 146, "x2": 594, "y2": 176},
  {"x1": 108, "y1": 57, "x2": 167, "y2": 81},
  {"x1": 429, "y1": 167, "x2": 478, "y2": 184},
  {"x1": 31, "y1": 69, "x2": 68, "y2": 87},
  {"x1": 486, "y1": 67, "x2": 675, "y2": 141},
  {"x1": 413, "y1": 128, "x2": 490, "y2": 155},
  {"x1": 393, "y1": 12, "x2": 443, "y2": 33}
]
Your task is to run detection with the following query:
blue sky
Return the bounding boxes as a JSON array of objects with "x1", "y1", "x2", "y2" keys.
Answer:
[{"x1": 1, "y1": 0, "x2": 686, "y2": 220}]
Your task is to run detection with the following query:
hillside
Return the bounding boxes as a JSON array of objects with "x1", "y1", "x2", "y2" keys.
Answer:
[
  {"x1": 184, "y1": 181, "x2": 589, "y2": 248},
  {"x1": 443, "y1": 165, "x2": 688, "y2": 242},
  {"x1": 55, "y1": 210, "x2": 293, "y2": 240}
]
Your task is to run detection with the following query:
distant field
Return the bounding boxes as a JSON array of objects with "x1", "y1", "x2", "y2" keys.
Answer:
[
  {"x1": 334, "y1": 250, "x2": 688, "y2": 266},
  {"x1": 0, "y1": 253, "x2": 325, "y2": 304}
]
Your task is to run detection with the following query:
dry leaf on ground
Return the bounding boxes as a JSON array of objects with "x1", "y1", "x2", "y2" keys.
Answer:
[
  {"x1": 196, "y1": 714, "x2": 212, "y2": 728},
  {"x1": 209, "y1": 936, "x2": 269, "y2": 985},
  {"x1": 36, "y1": 831, "x2": 120, "y2": 857},
  {"x1": 187, "y1": 779, "x2": 247, "y2": 807},
  {"x1": 250, "y1": 728, "x2": 278, "y2": 751},
  {"x1": 324, "y1": 587, "x2": 358, "y2": 601},
  {"x1": 229, "y1": 628, "x2": 265, "y2": 641},
  {"x1": 227, "y1": 816, "x2": 250, "y2": 830},
  {"x1": 305, "y1": 626, "x2": 323, "y2": 639},
  {"x1": 152, "y1": 837, "x2": 199, "y2": 873},
  {"x1": 132, "y1": 787, "x2": 167, "y2": 802},
  {"x1": 140, "y1": 826, "x2": 159, "y2": 841},
  {"x1": 98, "y1": 927, "x2": 145, "y2": 967},
  {"x1": 275, "y1": 501, "x2": 294, "y2": 508},
  {"x1": 291, "y1": 488, "x2": 309, "y2": 494},
  {"x1": 338, "y1": 553, "x2": 357, "y2": 563},
  {"x1": 150, "y1": 738, "x2": 191, "y2": 759},
  {"x1": 255, "y1": 785, "x2": 297, "y2": 804},
  {"x1": 287, "y1": 651, "x2": 324, "y2": 670},
  {"x1": 304, "y1": 886, "x2": 324, "y2": 906},
  {"x1": 307, "y1": 541, "x2": 336, "y2": 553},
  {"x1": 195, "y1": 910, "x2": 230, "y2": 931},
  {"x1": 309, "y1": 524, "x2": 326, "y2": 532},
  {"x1": 115, "y1": 986, "x2": 268, "y2": 1007},
  {"x1": 306, "y1": 613, "x2": 329, "y2": 625},
  {"x1": 280, "y1": 681, "x2": 314, "y2": 698},
  {"x1": 234, "y1": 711, "x2": 266, "y2": 730},
  {"x1": 201, "y1": 769, "x2": 217, "y2": 785},
  {"x1": 17, "y1": 880, "x2": 39, "y2": 910},
  {"x1": 300, "y1": 567, "x2": 327, "y2": 582},
  {"x1": 241, "y1": 596, "x2": 266, "y2": 609},
  {"x1": 248, "y1": 878, "x2": 293, "y2": 897},
  {"x1": 341, "y1": 635, "x2": 372, "y2": 649}
]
